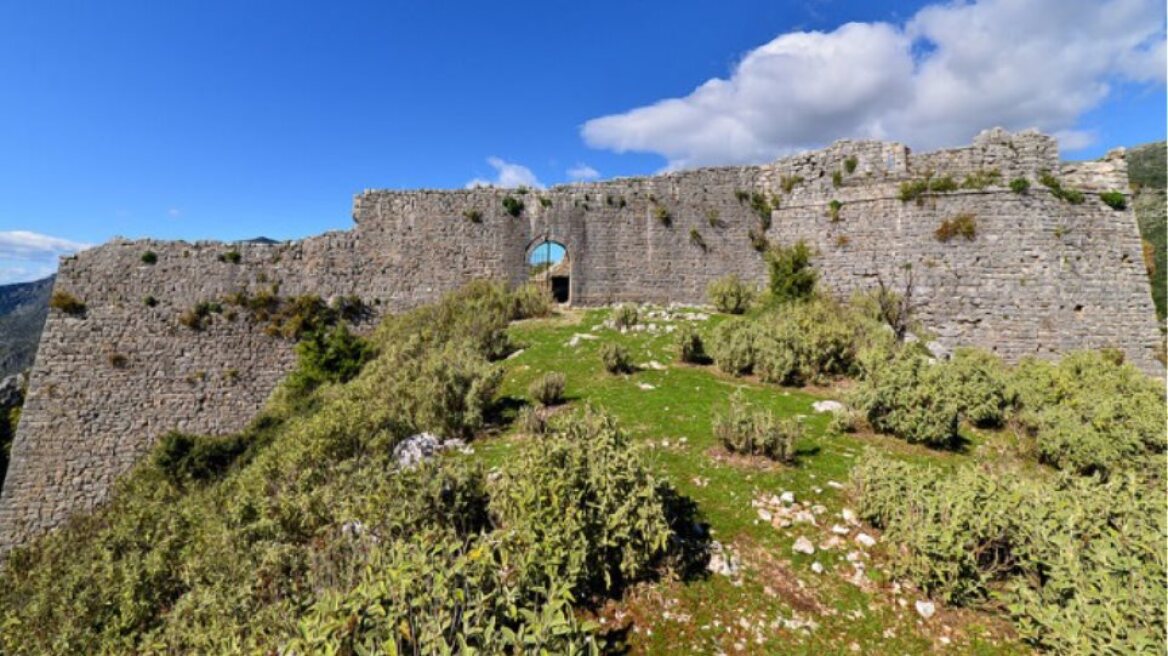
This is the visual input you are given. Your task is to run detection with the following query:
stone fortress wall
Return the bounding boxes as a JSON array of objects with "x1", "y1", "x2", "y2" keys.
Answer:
[{"x1": 0, "y1": 128, "x2": 1160, "y2": 555}]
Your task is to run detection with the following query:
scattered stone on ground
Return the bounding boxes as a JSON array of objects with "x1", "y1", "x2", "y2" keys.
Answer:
[
  {"x1": 811, "y1": 400, "x2": 845, "y2": 414},
  {"x1": 915, "y1": 600, "x2": 937, "y2": 620},
  {"x1": 793, "y1": 537, "x2": 816, "y2": 555},
  {"x1": 392, "y1": 432, "x2": 467, "y2": 468},
  {"x1": 707, "y1": 541, "x2": 742, "y2": 577},
  {"x1": 637, "y1": 382, "x2": 656, "y2": 390}
]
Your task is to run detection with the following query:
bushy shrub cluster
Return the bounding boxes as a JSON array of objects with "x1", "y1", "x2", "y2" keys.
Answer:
[
  {"x1": 850, "y1": 352, "x2": 962, "y2": 448},
  {"x1": 612, "y1": 303, "x2": 638, "y2": 329},
  {"x1": 1007, "y1": 350, "x2": 1165, "y2": 478},
  {"x1": 706, "y1": 274, "x2": 755, "y2": 314},
  {"x1": 853, "y1": 451, "x2": 1166, "y2": 654},
  {"x1": 1038, "y1": 171, "x2": 1085, "y2": 204},
  {"x1": 285, "y1": 323, "x2": 374, "y2": 396},
  {"x1": 0, "y1": 284, "x2": 696, "y2": 654},
  {"x1": 713, "y1": 393, "x2": 799, "y2": 463},
  {"x1": 510, "y1": 282, "x2": 554, "y2": 319},
  {"x1": 708, "y1": 298, "x2": 879, "y2": 385},
  {"x1": 934, "y1": 213, "x2": 977, "y2": 242}
]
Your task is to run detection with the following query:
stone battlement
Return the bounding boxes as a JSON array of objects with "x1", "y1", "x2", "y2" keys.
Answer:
[{"x1": 0, "y1": 128, "x2": 1159, "y2": 556}]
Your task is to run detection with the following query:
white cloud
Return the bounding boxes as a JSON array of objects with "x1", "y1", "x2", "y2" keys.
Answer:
[
  {"x1": 0, "y1": 230, "x2": 92, "y2": 285},
  {"x1": 466, "y1": 156, "x2": 544, "y2": 189},
  {"x1": 567, "y1": 163, "x2": 601, "y2": 181},
  {"x1": 582, "y1": 0, "x2": 1166, "y2": 168}
]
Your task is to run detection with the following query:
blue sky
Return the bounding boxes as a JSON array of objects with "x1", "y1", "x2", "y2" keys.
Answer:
[{"x1": 0, "y1": 0, "x2": 1164, "y2": 283}]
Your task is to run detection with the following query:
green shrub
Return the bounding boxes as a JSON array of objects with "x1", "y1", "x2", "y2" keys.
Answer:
[
  {"x1": 928, "y1": 175, "x2": 958, "y2": 192},
  {"x1": 462, "y1": 208, "x2": 483, "y2": 223},
  {"x1": 491, "y1": 409, "x2": 675, "y2": 596},
  {"x1": 1009, "y1": 177, "x2": 1030, "y2": 193},
  {"x1": 141, "y1": 250, "x2": 158, "y2": 264},
  {"x1": 675, "y1": 324, "x2": 706, "y2": 364},
  {"x1": 765, "y1": 241, "x2": 817, "y2": 304},
  {"x1": 1007, "y1": 350, "x2": 1165, "y2": 478},
  {"x1": 844, "y1": 156, "x2": 858, "y2": 174},
  {"x1": 518, "y1": 404, "x2": 551, "y2": 436},
  {"x1": 934, "y1": 213, "x2": 977, "y2": 242},
  {"x1": 708, "y1": 317, "x2": 760, "y2": 375},
  {"x1": 853, "y1": 452, "x2": 1166, "y2": 654},
  {"x1": 898, "y1": 179, "x2": 930, "y2": 202},
  {"x1": 154, "y1": 431, "x2": 250, "y2": 486},
  {"x1": 285, "y1": 324, "x2": 374, "y2": 396},
  {"x1": 178, "y1": 301, "x2": 222, "y2": 331},
  {"x1": 528, "y1": 371, "x2": 566, "y2": 406},
  {"x1": 1099, "y1": 190, "x2": 1127, "y2": 210},
  {"x1": 612, "y1": 303, "x2": 638, "y2": 329},
  {"x1": 143, "y1": 295, "x2": 158, "y2": 307},
  {"x1": 218, "y1": 250, "x2": 241, "y2": 264},
  {"x1": 49, "y1": 290, "x2": 86, "y2": 316},
  {"x1": 851, "y1": 352, "x2": 961, "y2": 448},
  {"x1": 749, "y1": 192, "x2": 772, "y2": 226},
  {"x1": 748, "y1": 227, "x2": 768, "y2": 252},
  {"x1": 753, "y1": 298, "x2": 860, "y2": 385},
  {"x1": 960, "y1": 168, "x2": 1001, "y2": 190},
  {"x1": 832, "y1": 170, "x2": 843, "y2": 188},
  {"x1": 600, "y1": 342, "x2": 633, "y2": 374},
  {"x1": 734, "y1": 189, "x2": 750, "y2": 203},
  {"x1": 1038, "y1": 171, "x2": 1085, "y2": 204},
  {"x1": 510, "y1": 282, "x2": 553, "y2": 318},
  {"x1": 780, "y1": 175, "x2": 803, "y2": 194},
  {"x1": 706, "y1": 274, "x2": 755, "y2": 314},
  {"x1": 946, "y1": 348, "x2": 1009, "y2": 427},
  {"x1": 501, "y1": 195, "x2": 524, "y2": 217},
  {"x1": 713, "y1": 393, "x2": 798, "y2": 463}
]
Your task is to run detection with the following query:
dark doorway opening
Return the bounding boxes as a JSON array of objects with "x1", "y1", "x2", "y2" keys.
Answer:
[{"x1": 528, "y1": 240, "x2": 569, "y2": 304}]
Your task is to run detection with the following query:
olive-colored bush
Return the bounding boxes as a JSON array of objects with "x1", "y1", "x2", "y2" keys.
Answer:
[
  {"x1": 528, "y1": 371, "x2": 566, "y2": 406},
  {"x1": 675, "y1": 324, "x2": 706, "y2": 364},
  {"x1": 511, "y1": 282, "x2": 554, "y2": 319},
  {"x1": 708, "y1": 316, "x2": 760, "y2": 375},
  {"x1": 713, "y1": 393, "x2": 799, "y2": 463},
  {"x1": 706, "y1": 274, "x2": 755, "y2": 314},
  {"x1": 600, "y1": 342, "x2": 633, "y2": 374},
  {"x1": 753, "y1": 299, "x2": 860, "y2": 385},
  {"x1": 850, "y1": 352, "x2": 962, "y2": 448},
  {"x1": 1007, "y1": 350, "x2": 1165, "y2": 478},
  {"x1": 853, "y1": 451, "x2": 1166, "y2": 654},
  {"x1": 49, "y1": 290, "x2": 86, "y2": 316},
  {"x1": 612, "y1": 303, "x2": 639, "y2": 329}
]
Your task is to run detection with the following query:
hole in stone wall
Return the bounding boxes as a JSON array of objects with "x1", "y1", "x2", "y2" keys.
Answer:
[{"x1": 528, "y1": 240, "x2": 570, "y2": 303}]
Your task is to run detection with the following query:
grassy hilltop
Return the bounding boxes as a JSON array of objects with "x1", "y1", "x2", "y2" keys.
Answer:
[{"x1": 0, "y1": 257, "x2": 1163, "y2": 654}]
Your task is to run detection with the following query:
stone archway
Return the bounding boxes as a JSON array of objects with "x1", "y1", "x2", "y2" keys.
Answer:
[{"x1": 526, "y1": 238, "x2": 570, "y2": 303}]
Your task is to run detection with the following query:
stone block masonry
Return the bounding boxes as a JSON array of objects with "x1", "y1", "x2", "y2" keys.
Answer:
[{"x1": 0, "y1": 127, "x2": 1161, "y2": 555}]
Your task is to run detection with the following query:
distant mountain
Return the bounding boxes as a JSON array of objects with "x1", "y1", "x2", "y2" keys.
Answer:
[
  {"x1": 1129, "y1": 141, "x2": 1166, "y2": 322},
  {"x1": 0, "y1": 275, "x2": 54, "y2": 379}
]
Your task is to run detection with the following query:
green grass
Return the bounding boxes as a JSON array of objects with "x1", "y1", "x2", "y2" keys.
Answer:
[{"x1": 469, "y1": 308, "x2": 1028, "y2": 654}]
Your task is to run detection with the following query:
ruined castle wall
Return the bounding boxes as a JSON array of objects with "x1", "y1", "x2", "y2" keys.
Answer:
[{"x1": 1, "y1": 129, "x2": 1161, "y2": 555}]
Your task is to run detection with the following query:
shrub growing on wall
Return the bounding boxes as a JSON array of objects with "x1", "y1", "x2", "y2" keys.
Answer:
[
  {"x1": 765, "y1": 241, "x2": 817, "y2": 304},
  {"x1": 49, "y1": 290, "x2": 86, "y2": 316}
]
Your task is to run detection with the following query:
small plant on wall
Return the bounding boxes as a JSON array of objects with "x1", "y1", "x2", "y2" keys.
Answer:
[
  {"x1": 935, "y1": 213, "x2": 978, "y2": 242},
  {"x1": 140, "y1": 251, "x2": 158, "y2": 265},
  {"x1": 828, "y1": 199, "x2": 843, "y2": 222},
  {"x1": 502, "y1": 195, "x2": 524, "y2": 217},
  {"x1": 218, "y1": 250, "x2": 241, "y2": 264},
  {"x1": 689, "y1": 228, "x2": 708, "y2": 251},
  {"x1": 49, "y1": 291, "x2": 86, "y2": 316},
  {"x1": 462, "y1": 209, "x2": 483, "y2": 223},
  {"x1": 653, "y1": 204, "x2": 672, "y2": 227}
]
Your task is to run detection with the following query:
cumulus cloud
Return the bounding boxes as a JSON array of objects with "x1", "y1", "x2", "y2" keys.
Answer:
[
  {"x1": 466, "y1": 156, "x2": 544, "y2": 189},
  {"x1": 582, "y1": 0, "x2": 1166, "y2": 168},
  {"x1": 0, "y1": 230, "x2": 91, "y2": 285},
  {"x1": 567, "y1": 163, "x2": 601, "y2": 181}
]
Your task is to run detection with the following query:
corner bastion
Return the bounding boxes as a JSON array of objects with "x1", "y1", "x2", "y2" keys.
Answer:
[{"x1": 0, "y1": 128, "x2": 1160, "y2": 555}]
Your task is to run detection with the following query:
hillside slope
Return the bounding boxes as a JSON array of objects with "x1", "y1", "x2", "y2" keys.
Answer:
[{"x1": 0, "y1": 276, "x2": 53, "y2": 379}]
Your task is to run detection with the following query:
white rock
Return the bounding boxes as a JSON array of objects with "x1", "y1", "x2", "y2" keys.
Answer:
[
  {"x1": 757, "y1": 508, "x2": 773, "y2": 522},
  {"x1": 831, "y1": 524, "x2": 851, "y2": 535},
  {"x1": 780, "y1": 491, "x2": 796, "y2": 504},
  {"x1": 707, "y1": 541, "x2": 741, "y2": 577},
  {"x1": 812, "y1": 400, "x2": 846, "y2": 413},
  {"x1": 811, "y1": 561, "x2": 825, "y2": 574},
  {"x1": 855, "y1": 533, "x2": 877, "y2": 548},
  {"x1": 792, "y1": 537, "x2": 816, "y2": 555},
  {"x1": 637, "y1": 382, "x2": 656, "y2": 390},
  {"x1": 393, "y1": 433, "x2": 465, "y2": 468},
  {"x1": 826, "y1": 480, "x2": 844, "y2": 489},
  {"x1": 842, "y1": 508, "x2": 858, "y2": 525},
  {"x1": 915, "y1": 600, "x2": 936, "y2": 620}
]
